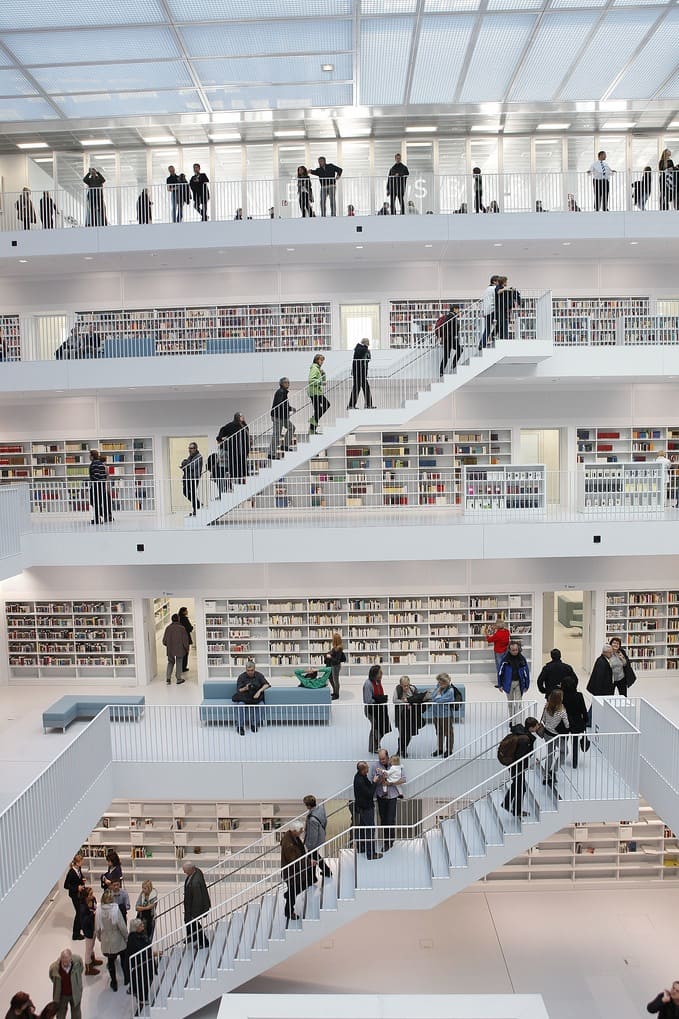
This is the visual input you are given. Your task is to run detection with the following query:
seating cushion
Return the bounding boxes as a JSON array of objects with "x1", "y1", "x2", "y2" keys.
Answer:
[
  {"x1": 43, "y1": 695, "x2": 145, "y2": 731},
  {"x1": 200, "y1": 681, "x2": 331, "y2": 724}
]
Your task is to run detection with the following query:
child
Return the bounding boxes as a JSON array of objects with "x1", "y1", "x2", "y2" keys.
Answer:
[{"x1": 381, "y1": 754, "x2": 403, "y2": 795}]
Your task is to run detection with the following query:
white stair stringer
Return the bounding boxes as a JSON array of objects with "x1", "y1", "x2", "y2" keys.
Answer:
[
  {"x1": 142, "y1": 775, "x2": 635, "y2": 1019},
  {"x1": 189, "y1": 345, "x2": 511, "y2": 526}
]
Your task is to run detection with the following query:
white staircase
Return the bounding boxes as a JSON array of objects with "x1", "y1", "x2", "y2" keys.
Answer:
[
  {"x1": 132, "y1": 741, "x2": 637, "y2": 1019},
  {"x1": 189, "y1": 340, "x2": 511, "y2": 527}
]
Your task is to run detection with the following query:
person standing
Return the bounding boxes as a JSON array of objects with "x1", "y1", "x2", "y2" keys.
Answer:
[
  {"x1": 393, "y1": 675, "x2": 421, "y2": 757},
  {"x1": 588, "y1": 151, "x2": 615, "y2": 211},
  {"x1": 100, "y1": 849, "x2": 123, "y2": 891},
  {"x1": 280, "y1": 821, "x2": 314, "y2": 924},
  {"x1": 303, "y1": 794, "x2": 332, "y2": 878},
  {"x1": 608, "y1": 635, "x2": 636, "y2": 695},
  {"x1": 659, "y1": 150, "x2": 675, "y2": 211},
  {"x1": 180, "y1": 442, "x2": 203, "y2": 516},
  {"x1": 308, "y1": 353, "x2": 329, "y2": 435},
  {"x1": 78, "y1": 887, "x2": 102, "y2": 975},
  {"x1": 353, "y1": 761, "x2": 381, "y2": 860},
  {"x1": 39, "y1": 191, "x2": 59, "y2": 229},
  {"x1": 472, "y1": 167, "x2": 484, "y2": 213},
  {"x1": 63, "y1": 856, "x2": 85, "y2": 941},
  {"x1": 324, "y1": 632, "x2": 346, "y2": 700},
  {"x1": 435, "y1": 305, "x2": 461, "y2": 377},
  {"x1": 5, "y1": 993, "x2": 36, "y2": 1018},
  {"x1": 190, "y1": 163, "x2": 210, "y2": 221},
  {"x1": 495, "y1": 276, "x2": 521, "y2": 340},
  {"x1": 95, "y1": 888, "x2": 129, "y2": 989},
  {"x1": 363, "y1": 664, "x2": 390, "y2": 754},
  {"x1": 48, "y1": 949, "x2": 84, "y2": 1019},
  {"x1": 109, "y1": 880, "x2": 129, "y2": 924},
  {"x1": 559, "y1": 674, "x2": 588, "y2": 769},
  {"x1": 632, "y1": 167, "x2": 653, "y2": 210},
  {"x1": 586, "y1": 643, "x2": 615, "y2": 697},
  {"x1": 500, "y1": 717, "x2": 542, "y2": 817},
  {"x1": 167, "y1": 165, "x2": 182, "y2": 223},
  {"x1": 430, "y1": 673, "x2": 456, "y2": 757},
  {"x1": 497, "y1": 641, "x2": 530, "y2": 709},
  {"x1": 480, "y1": 275, "x2": 499, "y2": 350},
  {"x1": 369, "y1": 748, "x2": 405, "y2": 852},
  {"x1": 178, "y1": 606, "x2": 193, "y2": 675},
  {"x1": 309, "y1": 157, "x2": 342, "y2": 217},
  {"x1": 16, "y1": 188, "x2": 36, "y2": 230},
  {"x1": 348, "y1": 337, "x2": 373, "y2": 409},
  {"x1": 387, "y1": 153, "x2": 409, "y2": 215},
  {"x1": 134, "y1": 879, "x2": 158, "y2": 941},
  {"x1": 647, "y1": 981, "x2": 679, "y2": 1016},
  {"x1": 540, "y1": 689, "x2": 569, "y2": 785},
  {"x1": 217, "y1": 412, "x2": 250, "y2": 484},
  {"x1": 296, "y1": 166, "x2": 313, "y2": 218},
  {"x1": 536, "y1": 648, "x2": 578, "y2": 698},
  {"x1": 88, "y1": 450, "x2": 107, "y2": 525},
  {"x1": 126, "y1": 919, "x2": 152, "y2": 1010},
  {"x1": 83, "y1": 168, "x2": 107, "y2": 226},
  {"x1": 234, "y1": 659, "x2": 271, "y2": 735},
  {"x1": 269, "y1": 377, "x2": 296, "y2": 459},
  {"x1": 136, "y1": 188, "x2": 152, "y2": 225},
  {"x1": 182, "y1": 862, "x2": 211, "y2": 948},
  {"x1": 485, "y1": 617, "x2": 510, "y2": 675},
  {"x1": 163, "y1": 613, "x2": 188, "y2": 685}
]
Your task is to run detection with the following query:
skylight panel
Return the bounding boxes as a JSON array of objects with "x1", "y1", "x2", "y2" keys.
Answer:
[
  {"x1": 0, "y1": 0, "x2": 165, "y2": 28},
  {"x1": 508, "y1": 10, "x2": 600, "y2": 101},
  {"x1": 409, "y1": 15, "x2": 475, "y2": 103},
  {"x1": 611, "y1": 8, "x2": 679, "y2": 98},
  {"x1": 180, "y1": 19, "x2": 351, "y2": 57},
  {"x1": 168, "y1": 0, "x2": 351, "y2": 17},
  {"x1": 31, "y1": 61, "x2": 193, "y2": 95},
  {"x1": 5, "y1": 27, "x2": 179, "y2": 65},
  {"x1": 362, "y1": 0, "x2": 419, "y2": 12},
  {"x1": 0, "y1": 96, "x2": 58, "y2": 120},
  {"x1": 654, "y1": 68, "x2": 679, "y2": 99},
  {"x1": 424, "y1": 0, "x2": 481, "y2": 9},
  {"x1": 194, "y1": 54, "x2": 352, "y2": 86},
  {"x1": 53, "y1": 90, "x2": 205, "y2": 118},
  {"x1": 487, "y1": 0, "x2": 545, "y2": 10},
  {"x1": 207, "y1": 83, "x2": 352, "y2": 110},
  {"x1": 0, "y1": 68, "x2": 37, "y2": 96},
  {"x1": 560, "y1": 9, "x2": 661, "y2": 99},
  {"x1": 359, "y1": 16, "x2": 414, "y2": 105},
  {"x1": 459, "y1": 13, "x2": 535, "y2": 102}
]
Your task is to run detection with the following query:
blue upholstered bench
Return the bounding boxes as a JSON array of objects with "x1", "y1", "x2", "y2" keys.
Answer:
[
  {"x1": 199, "y1": 681, "x2": 331, "y2": 725},
  {"x1": 102, "y1": 336, "x2": 155, "y2": 358},
  {"x1": 206, "y1": 337, "x2": 255, "y2": 355},
  {"x1": 42, "y1": 695, "x2": 145, "y2": 733},
  {"x1": 420, "y1": 682, "x2": 467, "y2": 722}
]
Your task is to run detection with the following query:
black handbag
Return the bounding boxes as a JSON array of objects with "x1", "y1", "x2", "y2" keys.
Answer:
[{"x1": 579, "y1": 735, "x2": 591, "y2": 752}]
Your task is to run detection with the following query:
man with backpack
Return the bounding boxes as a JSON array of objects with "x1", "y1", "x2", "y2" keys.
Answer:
[{"x1": 497, "y1": 717, "x2": 543, "y2": 817}]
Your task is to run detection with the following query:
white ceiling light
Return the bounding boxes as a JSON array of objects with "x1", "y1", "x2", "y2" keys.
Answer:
[
  {"x1": 208, "y1": 132, "x2": 241, "y2": 142},
  {"x1": 33, "y1": 157, "x2": 53, "y2": 163},
  {"x1": 537, "y1": 123, "x2": 570, "y2": 130},
  {"x1": 471, "y1": 124, "x2": 501, "y2": 132},
  {"x1": 601, "y1": 121, "x2": 636, "y2": 129},
  {"x1": 274, "y1": 130, "x2": 305, "y2": 138},
  {"x1": 142, "y1": 135, "x2": 175, "y2": 144},
  {"x1": 599, "y1": 100, "x2": 627, "y2": 112},
  {"x1": 321, "y1": 63, "x2": 334, "y2": 72},
  {"x1": 669, "y1": 121, "x2": 679, "y2": 129},
  {"x1": 405, "y1": 126, "x2": 437, "y2": 133},
  {"x1": 80, "y1": 138, "x2": 113, "y2": 146},
  {"x1": 17, "y1": 141, "x2": 49, "y2": 150}
]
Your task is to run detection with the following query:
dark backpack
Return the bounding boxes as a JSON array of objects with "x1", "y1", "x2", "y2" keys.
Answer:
[{"x1": 497, "y1": 734, "x2": 520, "y2": 766}]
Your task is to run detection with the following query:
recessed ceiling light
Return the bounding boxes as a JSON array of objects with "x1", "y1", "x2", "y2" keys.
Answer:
[
  {"x1": 493, "y1": 243, "x2": 503, "y2": 247},
  {"x1": 629, "y1": 241, "x2": 639, "y2": 245},
  {"x1": 562, "y1": 242, "x2": 571, "y2": 246},
  {"x1": 405, "y1": 126, "x2": 437, "y2": 133},
  {"x1": 599, "y1": 100, "x2": 627, "y2": 112},
  {"x1": 274, "y1": 130, "x2": 305, "y2": 138},
  {"x1": 321, "y1": 63, "x2": 334, "y2": 72},
  {"x1": 669, "y1": 121, "x2": 679, "y2": 129},
  {"x1": 17, "y1": 141, "x2": 48, "y2": 150},
  {"x1": 425, "y1": 244, "x2": 433, "y2": 248},
  {"x1": 18, "y1": 259, "x2": 27, "y2": 263},
  {"x1": 471, "y1": 124, "x2": 502, "y2": 133},
  {"x1": 208, "y1": 132, "x2": 241, "y2": 142},
  {"x1": 80, "y1": 138, "x2": 113, "y2": 146},
  {"x1": 286, "y1": 247, "x2": 295, "y2": 252},
  {"x1": 142, "y1": 135, "x2": 175, "y2": 144},
  {"x1": 601, "y1": 121, "x2": 636, "y2": 129},
  {"x1": 83, "y1": 256, "x2": 94, "y2": 260},
  {"x1": 355, "y1": 245, "x2": 363, "y2": 249},
  {"x1": 537, "y1": 123, "x2": 570, "y2": 130},
  {"x1": 32, "y1": 157, "x2": 53, "y2": 163}
]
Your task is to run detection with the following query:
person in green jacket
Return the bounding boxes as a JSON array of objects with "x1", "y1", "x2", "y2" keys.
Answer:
[{"x1": 307, "y1": 354, "x2": 329, "y2": 435}]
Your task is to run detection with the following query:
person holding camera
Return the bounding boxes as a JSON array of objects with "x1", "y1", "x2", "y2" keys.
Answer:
[{"x1": 233, "y1": 660, "x2": 270, "y2": 735}]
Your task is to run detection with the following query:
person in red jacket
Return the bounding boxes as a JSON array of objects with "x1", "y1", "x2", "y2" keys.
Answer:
[{"x1": 485, "y1": 617, "x2": 511, "y2": 677}]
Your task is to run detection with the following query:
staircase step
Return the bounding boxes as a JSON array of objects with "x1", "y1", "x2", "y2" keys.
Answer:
[
  {"x1": 424, "y1": 827, "x2": 451, "y2": 877},
  {"x1": 269, "y1": 891, "x2": 287, "y2": 941},
  {"x1": 253, "y1": 890, "x2": 275, "y2": 950},
  {"x1": 149, "y1": 944, "x2": 183, "y2": 1008},
  {"x1": 527, "y1": 769, "x2": 560, "y2": 813},
  {"x1": 169, "y1": 944, "x2": 195, "y2": 1000},
  {"x1": 235, "y1": 901, "x2": 260, "y2": 961},
  {"x1": 474, "y1": 796, "x2": 505, "y2": 847},
  {"x1": 204, "y1": 918, "x2": 229, "y2": 977},
  {"x1": 457, "y1": 805, "x2": 486, "y2": 857},
  {"x1": 320, "y1": 860, "x2": 338, "y2": 911},
  {"x1": 338, "y1": 847, "x2": 356, "y2": 900},
  {"x1": 218, "y1": 909, "x2": 244, "y2": 971},
  {"x1": 490, "y1": 789, "x2": 522, "y2": 834},
  {"x1": 356, "y1": 839, "x2": 432, "y2": 890},
  {"x1": 302, "y1": 882, "x2": 322, "y2": 920},
  {"x1": 440, "y1": 816, "x2": 468, "y2": 868}
]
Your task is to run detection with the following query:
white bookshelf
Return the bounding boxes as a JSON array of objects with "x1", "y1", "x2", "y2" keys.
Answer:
[
  {"x1": 486, "y1": 803, "x2": 679, "y2": 883},
  {"x1": 0, "y1": 315, "x2": 21, "y2": 361},
  {"x1": 204, "y1": 593, "x2": 532, "y2": 679},
  {"x1": 576, "y1": 425, "x2": 679, "y2": 464},
  {"x1": 463, "y1": 465, "x2": 545, "y2": 512},
  {"x1": 6, "y1": 599, "x2": 135, "y2": 680},
  {"x1": 153, "y1": 597, "x2": 170, "y2": 631},
  {"x1": 578, "y1": 463, "x2": 665, "y2": 513},
  {"x1": 80, "y1": 798, "x2": 302, "y2": 885},
  {"x1": 388, "y1": 298, "x2": 537, "y2": 348},
  {"x1": 605, "y1": 590, "x2": 679, "y2": 672},
  {"x1": 553, "y1": 297, "x2": 651, "y2": 347}
]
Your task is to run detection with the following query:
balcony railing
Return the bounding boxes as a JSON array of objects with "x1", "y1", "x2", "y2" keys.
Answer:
[{"x1": 5, "y1": 170, "x2": 679, "y2": 233}]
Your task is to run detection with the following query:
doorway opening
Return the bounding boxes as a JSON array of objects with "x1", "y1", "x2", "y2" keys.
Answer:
[
  {"x1": 542, "y1": 590, "x2": 593, "y2": 677},
  {"x1": 167, "y1": 435, "x2": 208, "y2": 514},
  {"x1": 340, "y1": 304, "x2": 380, "y2": 350},
  {"x1": 145, "y1": 595, "x2": 197, "y2": 684},
  {"x1": 520, "y1": 428, "x2": 561, "y2": 504}
]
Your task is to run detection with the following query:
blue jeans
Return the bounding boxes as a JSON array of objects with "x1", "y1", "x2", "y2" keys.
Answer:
[
  {"x1": 236, "y1": 703, "x2": 263, "y2": 730},
  {"x1": 494, "y1": 651, "x2": 505, "y2": 674}
]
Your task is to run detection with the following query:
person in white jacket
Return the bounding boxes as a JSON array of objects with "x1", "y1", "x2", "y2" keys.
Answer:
[
  {"x1": 480, "y1": 275, "x2": 499, "y2": 350},
  {"x1": 95, "y1": 890, "x2": 129, "y2": 991}
]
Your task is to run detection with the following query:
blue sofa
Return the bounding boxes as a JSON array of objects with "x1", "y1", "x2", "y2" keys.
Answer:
[
  {"x1": 42, "y1": 695, "x2": 145, "y2": 733},
  {"x1": 199, "y1": 681, "x2": 331, "y2": 725},
  {"x1": 102, "y1": 336, "x2": 155, "y2": 358}
]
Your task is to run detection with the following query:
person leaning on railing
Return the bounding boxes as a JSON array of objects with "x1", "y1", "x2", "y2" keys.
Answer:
[
  {"x1": 362, "y1": 664, "x2": 390, "y2": 754},
  {"x1": 280, "y1": 821, "x2": 315, "y2": 924},
  {"x1": 303, "y1": 794, "x2": 333, "y2": 878},
  {"x1": 430, "y1": 673, "x2": 456, "y2": 758}
]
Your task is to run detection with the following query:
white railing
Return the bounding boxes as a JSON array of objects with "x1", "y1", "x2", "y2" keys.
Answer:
[
  {"x1": 0, "y1": 485, "x2": 29, "y2": 560},
  {"x1": 638, "y1": 699, "x2": 679, "y2": 797},
  {"x1": 4, "y1": 172, "x2": 679, "y2": 233},
  {"x1": 0, "y1": 707, "x2": 112, "y2": 900},
  {"x1": 129, "y1": 726, "x2": 639, "y2": 1010}
]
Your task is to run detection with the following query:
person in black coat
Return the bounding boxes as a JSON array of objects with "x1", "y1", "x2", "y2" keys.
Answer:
[
  {"x1": 647, "y1": 982, "x2": 679, "y2": 1017},
  {"x1": 88, "y1": 450, "x2": 108, "y2": 525},
  {"x1": 348, "y1": 338, "x2": 373, "y2": 409},
  {"x1": 64, "y1": 855, "x2": 86, "y2": 940},
  {"x1": 472, "y1": 167, "x2": 484, "y2": 213},
  {"x1": 501, "y1": 718, "x2": 542, "y2": 817},
  {"x1": 127, "y1": 919, "x2": 152, "y2": 1007},
  {"x1": 632, "y1": 166, "x2": 653, "y2": 210},
  {"x1": 136, "y1": 188, "x2": 152, "y2": 225},
  {"x1": 190, "y1": 163, "x2": 210, "y2": 221},
  {"x1": 608, "y1": 636, "x2": 637, "y2": 695},
  {"x1": 179, "y1": 606, "x2": 193, "y2": 675},
  {"x1": 586, "y1": 644, "x2": 614, "y2": 696},
  {"x1": 40, "y1": 191, "x2": 59, "y2": 229},
  {"x1": 309, "y1": 157, "x2": 342, "y2": 217},
  {"x1": 296, "y1": 166, "x2": 313, "y2": 218},
  {"x1": 386, "y1": 153, "x2": 409, "y2": 215},
  {"x1": 435, "y1": 305, "x2": 462, "y2": 377},
  {"x1": 217, "y1": 412, "x2": 250, "y2": 484},
  {"x1": 353, "y1": 761, "x2": 380, "y2": 860},
  {"x1": 269, "y1": 377, "x2": 296, "y2": 458},
  {"x1": 537, "y1": 648, "x2": 578, "y2": 698},
  {"x1": 83, "y1": 168, "x2": 107, "y2": 226},
  {"x1": 180, "y1": 442, "x2": 203, "y2": 515},
  {"x1": 182, "y1": 862, "x2": 211, "y2": 947},
  {"x1": 559, "y1": 675, "x2": 588, "y2": 768},
  {"x1": 101, "y1": 849, "x2": 123, "y2": 890}
]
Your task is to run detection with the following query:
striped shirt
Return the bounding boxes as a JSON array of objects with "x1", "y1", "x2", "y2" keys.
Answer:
[{"x1": 541, "y1": 705, "x2": 569, "y2": 734}]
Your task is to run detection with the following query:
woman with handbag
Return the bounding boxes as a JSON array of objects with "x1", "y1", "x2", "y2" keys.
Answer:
[
  {"x1": 324, "y1": 633, "x2": 346, "y2": 700},
  {"x1": 362, "y1": 664, "x2": 390, "y2": 754},
  {"x1": 559, "y1": 675, "x2": 588, "y2": 769},
  {"x1": 393, "y1": 675, "x2": 422, "y2": 757},
  {"x1": 608, "y1": 636, "x2": 636, "y2": 695},
  {"x1": 540, "y1": 689, "x2": 569, "y2": 786}
]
